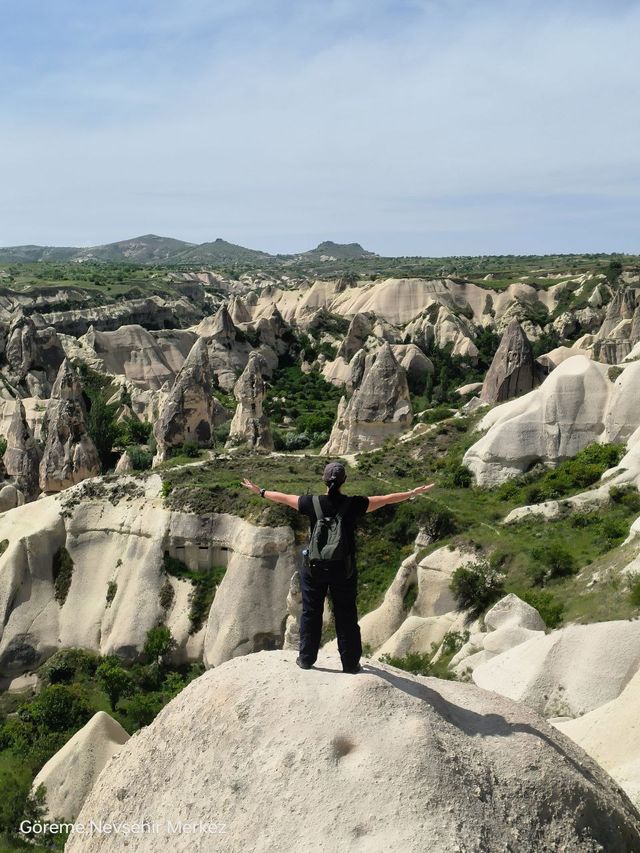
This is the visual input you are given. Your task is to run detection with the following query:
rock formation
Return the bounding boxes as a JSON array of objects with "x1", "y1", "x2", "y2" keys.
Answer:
[
  {"x1": 591, "y1": 287, "x2": 640, "y2": 364},
  {"x1": 0, "y1": 475, "x2": 296, "y2": 675},
  {"x1": 322, "y1": 342, "x2": 412, "y2": 454},
  {"x1": 68, "y1": 650, "x2": 640, "y2": 853},
  {"x1": 226, "y1": 352, "x2": 273, "y2": 451},
  {"x1": 556, "y1": 667, "x2": 640, "y2": 808},
  {"x1": 153, "y1": 338, "x2": 228, "y2": 463},
  {"x1": 335, "y1": 312, "x2": 373, "y2": 361},
  {"x1": 480, "y1": 319, "x2": 538, "y2": 404},
  {"x1": 4, "y1": 311, "x2": 38, "y2": 383},
  {"x1": 450, "y1": 593, "x2": 546, "y2": 675},
  {"x1": 1, "y1": 312, "x2": 65, "y2": 396},
  {"x1": 82, "y1": 324, "x2": 196, "y2": 390},
  {"x1": 2, "y1": 399, "x2": 40, "y2": 500},
  {"x1": 39, "y1": 359, "x2": 100, "y2": 493},
  {"x1": 472, "y1": 620, "x2": 640, "y2": 719},
  {"x1": 194, "y1": 304, "x2": 255, "y2": 391},
  {"x1": 32, "y1": 711, "x2": 129, "y2": 821},
  {"x1": 464, "y1": 356, "x2": 640, "y2": 485}
]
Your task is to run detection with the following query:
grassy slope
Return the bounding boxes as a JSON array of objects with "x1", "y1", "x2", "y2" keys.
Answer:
[{"x1": 161, "y1": 418, "x2": 640, "y2": 623}]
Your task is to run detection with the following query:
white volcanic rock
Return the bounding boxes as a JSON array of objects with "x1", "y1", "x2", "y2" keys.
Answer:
[
  {"x1": 472, "y1": 620, "x2": 640, "y2": 718},
  {"x1": 226, "y1": 352, "x2": 273, "y2": 451},
  {"x1": 68, "y1": 650, "x2": 640, "y2": 853},
  {"x1": 464, "y1": 356, "x2": 640, "y2": 485},
  {"x1": 480, "y1": 319, "x2": 537, "y2": 404},
  {"x1": 536, "y1": 345, "x2": 591, "y2": 372},
  {"x1": 82, "y1": 324, "x2": 196, "y2": 390},
  {"x1": 451, "y1": 594, "x2": 545, "y2": 676},
  {"x1": 322, "y1": 342, "x2": 412, "y2": 454},
  {"x1": 556, "y1": 668, "x2": 640, "y2": 808},
  {"x1": 32, "y1": 711, "x2": 129, "y2": 821},
  {"x1": 153, "y1": 338, "x2": 228, "y2": 463},
  {"x1": 390, "y1": 344, "x2": 434, "y2": 383},
  {"x1": 39, "y1": 359, "x2": 100, "y2": 493},
  {"x1": 2, "y1": 399, "x2": 40, "y2": 500},
  {"x1": 0, "y1": 475, "x2": 297, "y2": 675}
]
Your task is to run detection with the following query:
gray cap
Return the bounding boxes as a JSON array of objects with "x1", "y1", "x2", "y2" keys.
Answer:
[{"x1": 323, "y1": 461, "x2": 346, "y2": 486}]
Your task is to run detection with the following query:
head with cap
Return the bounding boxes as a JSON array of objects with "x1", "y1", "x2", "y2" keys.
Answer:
[{"x1": 323, "y1": 461, "x2": 346, "y2": 496}]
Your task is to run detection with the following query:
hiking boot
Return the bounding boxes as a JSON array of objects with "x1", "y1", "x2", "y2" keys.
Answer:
[
  {"x1": 296, "y1": 657, "x2": 313, "y2": 670},
  {"x1": 342, "y1": 664, "x2": 362, "y2": 674}
]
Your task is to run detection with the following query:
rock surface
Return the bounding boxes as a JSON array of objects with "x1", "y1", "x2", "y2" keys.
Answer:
[
  {"x1": 32, "y1": 711, "x2": 129, "y2": 821},
  {"x1": 39, "y1": 359, "x2": 101, "y2": 493},
  {"x1": 480, "y1": 319, "x2": 537, "y2": 404},
  {"x1": 2, "y1": 399, "x2": 41, "y2": 500},
  {"x1": 464, "y1": 356, "x2": 640, "y2": 485},
  {"x1": 322, "y1": 342, "x2": 412, "y2": 454},
  {"x1": 226, "y1": 352, "x2": 273, "y2": 451},
  {"x1": 472, "y1": 620, "x2": 640, "y2": 718},
  {"x1": 0, "y1": 475, "x2": 296, "y2": 674},
  {"x1": 68, "y1": 650, "x2": 640, "y2": 853},
  {"x1": 153, "y1": 338, "x2": 228, "y2": 462}
]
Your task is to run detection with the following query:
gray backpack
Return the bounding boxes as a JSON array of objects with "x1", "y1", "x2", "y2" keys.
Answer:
[{"x1": 308, "y1": 496, "x2": 351, "y2": 573}]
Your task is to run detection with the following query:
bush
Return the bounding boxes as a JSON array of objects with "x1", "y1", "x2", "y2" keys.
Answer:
[
  {"x1": 116, "y1": 417, "x2": 152, "y2": 447},
  {"x1": 40, "y1": 649, "x2": 99, "y2": 685},
  {"x1": 440, "y1": 462, "x2": 472, "y2": 489},
  {"x1": 0, "y1": 436, "x2": 6, "y2": 457},
  {"x1": 20, "y1": 684, "x2": 92, "y2": 734},
  {"x1": 450, "y1": 561, "x2": 506, "y2": 620},
  {"x1": 530, "y1": 543, "x2": 577, "y2": 585},
  {"x1": 518, "y1": 589, "x2": 564, "y2": 628},
  {"x1": 628, "y1": 573, "x2": 640, "y2": 607},
  {"x1": 52, "y1": 546, "x2": 74, "y2": 605},
  {"x1": 127, "y1": 446, "x2": 154, "y2": 471},
  {"x1": 96, "y1": 658, "x2": 134, "y2": 711},
  {"x1": 610, "y1": 486, "x2": 640, "y2": 513},
  {"x1": 379, "y1": 651, "x2": 434, "y2": 676},
  {"x1": 143, "y1": 626, "x2": 176, "y2": 665},
  {"x1": 126, "y1": 692, "x2": 165, "y2": 728},
  {"x1": 159, "y1": 579, "x2": 174, "y2": 611},
  {"x1": 181, "y1": 440, "x2": 201, "y2": 458}
]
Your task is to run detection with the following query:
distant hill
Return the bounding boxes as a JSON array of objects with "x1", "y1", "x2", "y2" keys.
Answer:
[
  {"x1": 301, "y1": 241, "x2": 377, "y2": 260},
  {"x1": 74, "y1": 234, "x2": 196, "y2": 263},
  {"x1": 175, "y1": 238, "x2": 272, "y2": 264},
  {"x1": 0, "y1": 235, "x2": 376, "y2": 265}
]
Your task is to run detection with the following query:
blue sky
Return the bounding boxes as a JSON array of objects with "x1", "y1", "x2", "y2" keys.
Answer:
[{"x1": 1, "y1": 0, "x2": 639, "y2": 255}]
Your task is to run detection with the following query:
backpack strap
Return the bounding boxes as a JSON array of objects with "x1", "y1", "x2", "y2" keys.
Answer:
[{"x1": 311, "y1": 495, "x2": 324, "y2": 521}]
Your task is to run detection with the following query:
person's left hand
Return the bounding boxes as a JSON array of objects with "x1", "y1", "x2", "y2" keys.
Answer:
[{"x1": 242, "y1": 478, "x2": 261, "y2": 494}]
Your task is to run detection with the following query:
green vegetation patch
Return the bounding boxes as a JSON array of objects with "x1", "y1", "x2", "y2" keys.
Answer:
[
  {"x1": 162, "y1": 553, "x2": 226, "y2": 633},
  {"x1": 52, "y1": 547, "x2": 74, "y2": 605}
]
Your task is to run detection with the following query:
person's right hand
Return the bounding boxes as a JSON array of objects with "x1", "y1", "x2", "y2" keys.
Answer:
[{"x1": 411, "y1": 483, "x2": 435, "y2": 496}]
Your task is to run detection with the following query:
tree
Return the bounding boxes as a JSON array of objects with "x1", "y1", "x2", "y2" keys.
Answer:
[
  {"x1": 605, "y1": 259, "x2": 623, "y2": 285},
  {"x1": 450, "y1": 561, "x2": 505, "y2": 621},
  {"x1": 96, "y1": 658, "x2": 134, "y2": 711},
  {"x1": 143, "y1": 626, "x2": 176, "y2": 666}
]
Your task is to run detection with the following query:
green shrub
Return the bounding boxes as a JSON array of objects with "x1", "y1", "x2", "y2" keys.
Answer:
[
  {"x1": 40, "y1": 649, "x2": 99, "y2": 685},
  {"x1": 20, "y1": 684, "x2": 92, "y2": 734},
  {"x1": 116, "y1": 417, "x2": 152, "y2": 447},
  {"x1": 52, "y1": 546, "x2": 74, "y2": 605},
  {"x1": 529, "y1": 543, "x2": 577, "y2": 585},
  {"x1": 609, "y1": 486, "x2": 640, "y2": 513},
  {"x1": 159, "y1": 579, "x2": 174, "y2": 611},
  {"x1": 450, "y1": 561, "x2": 506, "y2": 620},
  {"x1": 518, "y1": 589, "x2": 564, "y2": 628},
  {"x1": 106, "y1": 581, "x2": 117, "y2": 606},
  {"x1": 440, "y1": 462, "x2": 472, "y2": 489},
  {"x1": 0, "y1": 538, "x2": 8, "y2": 556},
  {"x1": 0, "y1": 436, "x2": 6, "y2": 457},
  {"x1": 127, "y1": 446, "x2": 154, "y2": 471},
  {"x1": 379, "y1": 651, "x2": 434, "y2": 676},
  {"x1": 96, "y1": 658, "x2": 134, "y2": 711},
  {"x1": 628, "y1": 573, "x2": 640, "y2": 607},
  {"x1": 126, "y1": 692, "x2": 165, "y2": 728},
  {"x1": 418, "y1": 406, "x2": 454, "y2": 424},
  {"x1": 143, "y1": 626, "x2": 176, "y2": 665},
  {"x1": 181, "y1": 440, "x2": 201, "y2": 458}
]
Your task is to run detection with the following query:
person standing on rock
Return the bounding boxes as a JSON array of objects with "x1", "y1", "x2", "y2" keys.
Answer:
[{"x1": 242, "y1": 462, "x2": 434, "y2": 674}]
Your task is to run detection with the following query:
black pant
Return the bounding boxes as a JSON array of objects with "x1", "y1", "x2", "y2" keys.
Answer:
[{"x1": 298, "y1": 565, "x2": 362, "y2": 671}]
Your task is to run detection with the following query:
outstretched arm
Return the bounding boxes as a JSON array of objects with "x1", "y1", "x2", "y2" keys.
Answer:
[
  {"x1": 241, "y1": 478, "x2": 300, "y2": 510},
  {"x1": 366, "y1": 483, "x2": 435, "y2": 513}
]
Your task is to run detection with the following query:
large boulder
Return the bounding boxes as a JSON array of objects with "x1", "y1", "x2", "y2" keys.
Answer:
[
  {"x1": 2, "y1": 399, "x2": 40, "y2": 501},
  {"x1": 472, "y1": 620, "x2": 640, "y2": 719},
  {"x1": 153, "y1": 338, "x2": 228, "y2": 463},
  {"x1": 39, "y1": 359, "x2": 100, "y2": 493},
  {"x1": 68, "y1": 650, "x2": 640, "y2": 853},
  {"x1": 32, "y1": 711, "x2": 129, "y2": 821},
  {"x1": 480, "y1": 319, "x2": 537, "y2": 404},
  {"x1": 322, "y1": 342, "x2": 412, "y2": 454},
  {"x1": 556, "y1": 667, "x2": 640, "y2": 808},
  {"x1": 591, "y1": 287, "x2": 640, "y2": 364},
  {"x1": 226, "y1": 352, "x2": 273, "y2": 451}
]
